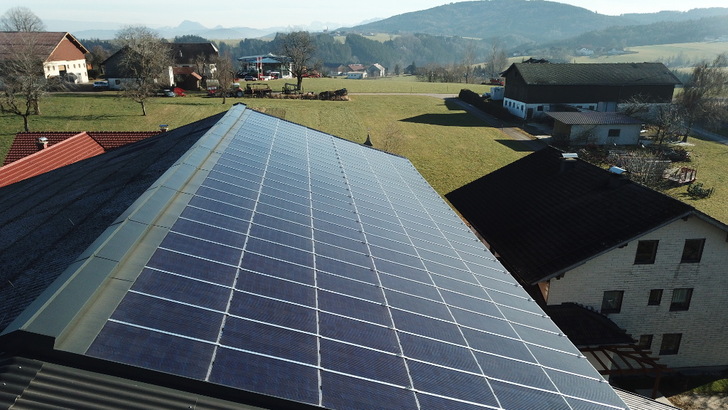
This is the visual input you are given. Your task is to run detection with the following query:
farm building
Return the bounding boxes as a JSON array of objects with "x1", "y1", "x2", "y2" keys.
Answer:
[
  {"x1": 500, "y1": 62, "x2": 681, "y2": 119},
  {"x1": 102, "y1": 42, "x2": 218, "y2": 90},
  {"x1": 346, "y1": 71, "x2": 367, "y2": 79},
  {"x1": 447, "y1": 146, "x2": 728, "y2": 370},
  {"x1": 547, "y1": 111, "x2": 644, "y2": 145},
  {"x1": 0, "y1": 31, "x2": 89, "y2": 84},
  {"x1": 0, "y1": 105, "x2": 630, "y2": 409}
]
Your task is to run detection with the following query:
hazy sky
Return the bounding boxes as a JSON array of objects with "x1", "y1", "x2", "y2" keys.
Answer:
[{"x1": 7, "y1": 0, "x2": 728, "y2": 29}]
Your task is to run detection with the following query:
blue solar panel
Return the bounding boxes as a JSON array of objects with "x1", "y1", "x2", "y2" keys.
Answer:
[
  {"x1": 407, "y1": 361, "x2": 498, "y2": 406},
  {"x1": 320, "y1": 339, "x2": 409, "y2": 385},
  {"x1": 84, "y1": 107, "x2": 627, "y2": 409},
  {"x1": 319, "y1": 312, "x2": 397, "y2": 352},
  {"x1": 399, "y1": 332, "x2": 480, "y2": 373},
  {"x1": 209, "y1": 348, "x2": 319, "y2": 405},
  {"x1": 145, "y1": 248, "x2": 237, "y2": 286},
  {"x1": 88, "y1": 321, "x2": 214, "y2": 379},
  {"x1": 219, "y1": 317, "x2": 317, "y2": 363},
  {"x1": 111, "y1": 292, "x2": 223, "y2": 341},
  {"x1": 321, "y1": 371, "x2": 416, "y2": 410},
  {"x1": 131, "y1": 269, "x2": 230, "y2": 311}
]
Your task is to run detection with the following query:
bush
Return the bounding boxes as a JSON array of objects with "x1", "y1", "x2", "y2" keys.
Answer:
[
  {"x1": 458, "y1": 89, "x2": 514, "y2": 121},
  {"x1": 687, "y1": 182, "x2": 714, "y2": 199}
]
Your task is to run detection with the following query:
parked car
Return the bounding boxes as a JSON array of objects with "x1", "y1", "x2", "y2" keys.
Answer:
[{"x1": 93, "y1": 80, "x2": 109, "y2": 90}]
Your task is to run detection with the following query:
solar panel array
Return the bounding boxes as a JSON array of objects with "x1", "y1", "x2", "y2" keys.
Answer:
[{"x1": 87, "y1": 109, "x2": 626, "y2": 409}]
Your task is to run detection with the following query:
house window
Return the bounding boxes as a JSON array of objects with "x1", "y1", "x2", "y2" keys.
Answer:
[
  {"x1": 537, "y1": 106, "x2": 543, "y2": 111},
  {"x1": 648, "y1": 289, "x2": 663, "y2": 306},
  {"x1": 608, "y1": 129, "x2": 621, "y2": 137},
  {"x1": 660, "y1": 333, "x2": 682, "y2": 355},
  {"x1": 634, "y1": 240, "x2": 658, "y2": 264},
  {"x1": 680, "y1": 239, "x2": 705, "y2": 263},
  {"x1": 638, "y1": 334, "x2": 653, "y2": 350},
  {"x1": 601, "y1": 290, "x2": 624, "y2": 314},
  {"x1": 670, "y1": 288, "x2": 693, "y2": 311}
]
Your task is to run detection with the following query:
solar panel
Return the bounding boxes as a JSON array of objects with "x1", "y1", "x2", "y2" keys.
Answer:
[{"x1": 85, "y1": 106, "x2": 627, "y2": 409}]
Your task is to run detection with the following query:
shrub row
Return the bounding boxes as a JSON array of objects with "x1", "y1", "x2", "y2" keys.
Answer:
[{"x1": 458, "y1": 89, "x2": 513, "y2": 120}]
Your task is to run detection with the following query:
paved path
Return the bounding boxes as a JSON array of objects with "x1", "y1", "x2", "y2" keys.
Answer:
[
  {"x1": 692, "y1": 126, "x2": 728, "y2": 145},
  {"x1": 445, "y1": 98, "x2": 547, "y2": 151}
]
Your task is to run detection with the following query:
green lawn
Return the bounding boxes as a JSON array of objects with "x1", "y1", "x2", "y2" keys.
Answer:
[
  {"x1": 263, "y1": 76, "x2": 491, "y2": 94},
  {"x1": 1, "y1": 83, "x2": 727, "y2": 223},
  {"x1": 570, "y1": 42, "x2": 728, "y2": 64},
  {"x1": 0, "y1": 88, "x2": 520, "y2": 197}
]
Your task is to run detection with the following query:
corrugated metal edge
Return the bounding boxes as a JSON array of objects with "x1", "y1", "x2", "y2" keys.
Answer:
[
  {"x1": 0, "y1": 355, "x2": 264, "y2": 410},
  {"x1": 614, "y1": 387, "x2": 680, "y2": 410}
]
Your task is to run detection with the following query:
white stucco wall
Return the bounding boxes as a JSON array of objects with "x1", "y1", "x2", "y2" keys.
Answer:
[
  {"x1": 546, "y1": 216, "x2": 728, "y2": 368},
  {"x1": 44, "y1": 58, "x2": 89, "y2": 83},
  {"x1": 503, "y1": 98, "x2": 599, "y2": 119},
  {"x1": 567, "y1": 124, "x2": 642, "y2": 145}
]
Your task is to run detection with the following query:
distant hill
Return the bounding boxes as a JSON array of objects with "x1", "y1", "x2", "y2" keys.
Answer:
[
  {"x1": 535, "y1": 14, "x2": 728, "y2": 53},
  {"x1": 342, "y1": 0, "x2": 728, "y2": 46}
]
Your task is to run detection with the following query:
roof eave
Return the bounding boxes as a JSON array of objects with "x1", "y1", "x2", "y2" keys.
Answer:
[{"x1": 532, "y1": 210, "x2": 698, "y2": 284}]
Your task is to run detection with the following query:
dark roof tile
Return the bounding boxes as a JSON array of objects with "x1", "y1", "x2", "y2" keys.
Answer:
[
  {"x1": 446, "y1": 146, "x2": 694, "y2": 284},
  {"x1": 0, "y1": 113, "x2": 223, "y2": 331},
  {"x1": 505, "y1": 62, "x2": 681, "y2": 86}
]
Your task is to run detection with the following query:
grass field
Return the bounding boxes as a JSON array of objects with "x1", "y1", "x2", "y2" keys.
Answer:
[
  {"x1": 0, "y1": 83, "x2": 516, "y2": 197},
  {"x1": 1, "y1": 77, "x2": 726, "y2": 223},
  {"x1": 570, "y1": 41, "x2": 728, "y2": 64}
]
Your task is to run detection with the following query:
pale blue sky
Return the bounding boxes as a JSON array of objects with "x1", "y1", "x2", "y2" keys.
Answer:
[{"x1": 6, "y1": 0, "x2": 728, "y2": 29}]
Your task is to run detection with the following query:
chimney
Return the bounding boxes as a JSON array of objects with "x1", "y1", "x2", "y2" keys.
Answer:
[
  {"x1": 560, "y1": 152, "x2": 578, "y2": 172},
  {"x1": 607, "y1": 166, "x2": 629, "y2": 188},
  {"x1": 159, "y1": 124, "x2": 169, "y2": 132},
  {"x1": 37, "y1": 137, "x2": 49, "y2": 150},
  {"x1": 363, "y1": 131, "x2": 373, "y2": 146}
]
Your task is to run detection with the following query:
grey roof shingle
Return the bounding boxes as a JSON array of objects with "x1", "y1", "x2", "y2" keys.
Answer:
[
  {"x1": 547, "y1": 111, "x2": 643, "y2": 125},
  {"x1": 0, "y1": 113, "x2": 224, "y2": 331},
  {"x1": 446, "y1": 146, "x2": 699, "y2": 284},
  {"x1": 506, "y1": 62, "x2": 681, "y2": 86}
]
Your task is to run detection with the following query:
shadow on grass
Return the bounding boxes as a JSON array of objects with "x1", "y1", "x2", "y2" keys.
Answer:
[
  {"x1": 495, "y1": 139, "x2": 543, "y2": 152},
  {"x1": 400, "y1": 113, "x2": 484, "y2": 127}
]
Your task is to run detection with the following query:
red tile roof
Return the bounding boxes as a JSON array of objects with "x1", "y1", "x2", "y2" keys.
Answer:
[
  {"x1": 4, "y1": 131, "x2": 161, "y2": 165},
  {"x1": 0, "y1": 131, "x2": 162, "y2": 187},
  {"x1": 0, "y1": 133, "x2": 104, "y2": 188},
  {"x1": 0, "y1": 32, "x2": 88, "y2": 62}
]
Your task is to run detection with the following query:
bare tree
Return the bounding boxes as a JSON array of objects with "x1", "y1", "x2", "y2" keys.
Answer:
[
  {"x1": 675, "y1": 53, "x2": 728, "y2": 141},
  {"x1": 0, "y1": 34, "x2": 48, "y2": 131},
  {"x1": 114, "y1": 25, "x2": 173, "y2": 116},
  {"x1": 211, "y1": 52, "x2": 235, "y2": 104},
  {"x1": 462, "y1": 41, "x2": 478, "y2": 84},
  {"x1": 278, "y1": 31, "x2": 316, "y2": 90},
  {"x1": 485, "y1": 39, "x2": 508, "y2": 79},
  {"x1": 0, "y1": 7, "x2": 45, "y2": 32}
]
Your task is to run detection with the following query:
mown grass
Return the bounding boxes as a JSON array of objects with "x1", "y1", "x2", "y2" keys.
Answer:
[
  {"x1": 570, "y1": 42, "x2": 728, "y2": 64},
  {"x1": 0, "y1": 88, "x2": 520, "y2": 197},
  {"x1": 1, "y1": 80, "x2": 726, "y2": 223},
  {"x1": 663, "y1": 137, "x2": 728, "y2": 222},
  {"x1": 263, "y1": 76, "x2": 491, "y2": 94}
]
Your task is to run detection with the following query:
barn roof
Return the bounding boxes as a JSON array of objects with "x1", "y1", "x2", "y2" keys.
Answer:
[
  {"x1": 446, "y1": 146, "x2": 702, "y2": 284},
  {"x1": 0, "y1": 32, "x2": 88, "y2": 62},
  {"x1": 503, "y1": 63, "x2": 681, "y2": 86},
  {"x1": 0, "y1": 106, "x2": 627, "y2": 409},
  {"x1": 547, "y1": 111, "x2": 643, "y2": 125}
]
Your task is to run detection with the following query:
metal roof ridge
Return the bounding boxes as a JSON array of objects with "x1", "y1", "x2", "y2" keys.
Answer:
[{"x1": 1, "y1": 106, "x2": 249, "y2": 352}]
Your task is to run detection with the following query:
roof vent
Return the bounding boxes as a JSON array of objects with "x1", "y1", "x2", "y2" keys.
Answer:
[
  {"x1": 560, "y1": 152, "x2": 578, "y2": 172},
  {"x1": 159, "y1": 124, "x2": 169, "y2": 132},
  {"x1": 37, "y1": 137, "x2": 49, "y2": 150},
  {"x1": 609, "y1": 166, "x2": 627, "y2": 175},
  {"x1": 363, "y1": 131, "x2": 373, "y2": 147}
]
